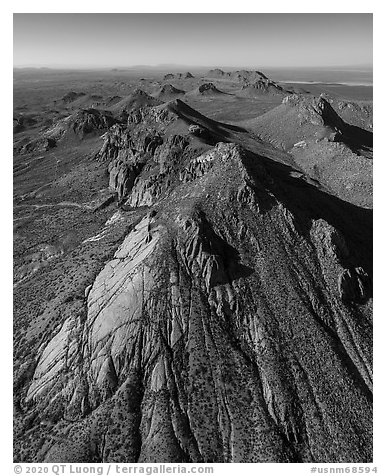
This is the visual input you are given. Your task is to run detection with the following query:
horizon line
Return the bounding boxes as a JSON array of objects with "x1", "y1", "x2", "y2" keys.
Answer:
[{"x1": 13, "y1": 63, "x2": 373, "y2": 70}]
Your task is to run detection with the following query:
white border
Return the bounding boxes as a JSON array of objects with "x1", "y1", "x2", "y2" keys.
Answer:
[{"x1": 4, "y1": 4, "x2": 383, "y2": 474}]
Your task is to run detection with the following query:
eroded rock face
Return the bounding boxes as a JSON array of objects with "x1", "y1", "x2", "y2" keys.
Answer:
[
  {"x1": 97, "y1": 116, "x2": 181, "y2": 202},
  {"x1": 52, "y1": 109, "x2": 117, "y2": 140},
  {"x1": 339, "y1": 267, "x2": 371, "y2": 303},
  {"x1": 60, "y1": 91, "x2": 87, "y2": 104},
  {"x1": 231, "y1": 70, "x2": 269, "y2": 83},
  {"x1": 108, "y1": 160, "x2": 144, "y2": 202},
  {"x1": 155, "y1": 84, "x2": 185, "y2": 98},
  {"x1": 18, "y1": 140, "x2": 372, "y2": 463},
  {"x1": 196, "y1": 83, "x2": 223, "y2": 94},
  {"x1": 126, "y1": 105, "x2": 174, "y2": 126},
  {"x1": 84, "y1": 215, "x2": 164, "y2": 398},
  {"x1": 206, "y1": 69, "x2": 270, "y2": 84},
  {"x1": 18, "y1": 137, "x2": 57, "y2": 153},
  {"x1": 310, "y1": 218, "x2": 349, "y2": 262},
  {"x1": 163, "y1": 72, "x2": 194, "y2": 80},
  {"x1": 102, "y1": 130, "x2": 166, "y2": 203},
  {"x1": 19, "y1": 109, "x2": 118, "y2": 153},
  {"x1": 96, "y1": 124, "x2": 132, "y2": 162},
  {"x1": 238, "y1": 79, "x2": 288, "y2": 96},
  {"x1": 95, "y1": 101, "x2": 217, "y2": 206},
  {"x1": 282, "y1": 95, "x2": 345, "y2": 133}
]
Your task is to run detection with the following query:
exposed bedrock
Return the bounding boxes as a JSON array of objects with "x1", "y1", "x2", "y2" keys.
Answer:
[
  {"x1": 281, "y1": 94, "x2": 346, "y2": 138},
  {"x1": 282, "y1": 94, "x2": 372, "y2": 150}
]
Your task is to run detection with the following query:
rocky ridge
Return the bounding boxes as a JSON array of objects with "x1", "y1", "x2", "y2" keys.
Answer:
[
  {"x1": 187, "y1": 83, "x2": 225, "y2": 96},
  {"x1": 154, "y1": 84, "x2": 186, "y2": 98},
  {"x1": 16, "y1": 109, "x2": 118, "y2": 153},
  {"x1": 206, "y1": 69, "x2": 270, "y2": 84},
  {"x1": 164, "y1": 72, "x2": 195, "y2": 80},
  {"x1": 236, "y1": 79, "x2": 289, "y2": 97}
]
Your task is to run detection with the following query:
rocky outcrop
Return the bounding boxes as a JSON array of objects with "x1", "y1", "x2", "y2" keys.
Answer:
[
  {"x1": 339, "y1": 267, "x2": 371, "y2": 303},
  {"x1": 310, "y1": 218, "x2": 349, "y2": 263},
  {"x1": 154, "y1": 84, "x2": 185, "y2": 98},
  {"x1": 95, "y1": 100, "x2": 223, "y2": 204},
  {"x1": 84, "y1": 214, "x2": 164, "y2": 393},
  {"x1": 230, "y1": 70, "x2": 269, "y2": 83},
  {"x1": 237, "y1": 79, "x2": 289, "y2": 97},
  {"x1": 332, "y1": 100, "x2": 373, "y2": 131},
  {"x1": 206, "y1": 69, "x2": 271, "y2": 84},
  {"x1": 97, "y1": 125, "x2": 166, "y2": 201},
  {"x1": 126, "y1": 134, "x2": 190, "y2": 208},
  {"x1": 111, "y1": 90, "x2": 161, "y2": 118},
  {"x1": 206, "y1": 68, "x2": 226, "y2": 77},
  {"x1": 63, "y1": 109, "x2": 116, "y2": 138},
  {"x1": 282, "y1": 94, "x2": 346, "y2": 134},
  {"x1": 16, "y1": 108, "x2": 117, "y2": 153},
  {"x1": 163, "y1": 72, "x2": 194, "y2": 80},
  {"x1": 18, "y1": 136, "x2": 57, "y2": 153},
  {"x1": 60, "y1": 91, "x2": 86, "y2": 104},
  {"x1": 96, "y1": 106, "x2": 201, "y2": 201},
  {"x1": 108, "y1": 160, "x2": 145, "y2": 202},
  {"x1": 26, "y1": 314, "x2": 82, "y2": 402},
  {"x1": 95, "y1": 124, "x2": 131, "y2": 162},
  {"x1": 242, "y1": 94, "x2": 373, "y2": 160},
  {"x1": 179, "y1": 150, "x2": 216, "y2": 183},
  {"x1": 188, "y1": 83, "x2": 225, "y2": 96},
  {"x1": 45, "y1": 109, "x2": 117, "y2": 143}
]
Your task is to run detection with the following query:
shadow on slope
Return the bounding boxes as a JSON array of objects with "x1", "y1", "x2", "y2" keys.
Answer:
[{"x1": 241, "y1": 147, "x2": 373, "y2": 277}]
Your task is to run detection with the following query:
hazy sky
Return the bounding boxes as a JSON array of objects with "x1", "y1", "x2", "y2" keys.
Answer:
[{"x1": 13, "y1": 13, "x2": 373, "y2": 68}]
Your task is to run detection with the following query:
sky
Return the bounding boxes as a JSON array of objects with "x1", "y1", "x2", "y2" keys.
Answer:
[{"x1": 13, "y1": 13, "x2": 373, "y2": 69}]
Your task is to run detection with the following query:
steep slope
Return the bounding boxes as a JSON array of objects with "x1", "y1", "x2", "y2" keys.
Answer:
[
  {"x1": 55, "y1": 92, "x2": 104, "y2": 109},
  {"x1": 329, "y1": 100, "x2": 373, "y2": 132},
  {"x1": 164, "y1": 72, "x2": 194, "y2": 80},
  {"x1": 206, "y1": 69, "x2": 272, "y2": 84},
  {"x1": 14, "y1": 95, "x2": 372, "y2": 464},
  {"x1": 16, "y1": 108, "x2": 118, "y2": 153},
  {"x1": 154, "y1": 84, "x2": 186, "y2": 99},
  {"x1": 58, "y1": 91, "x2": 86, "y2": 104},
  {"x1": 47, "y1": 109, "x2": 117, "y2": 140},
  {"x1": 289, "y1": 139, "x2": 372, "y2": 209},
  {"x1": 94, "y1": 98, "x2": 290, "y2": 206},
  {"x1": 94, "y1": 99, "x2": 237, "y2": 202},
  {"x1": 239, "y1": 94, "x2": 373, "y2": 207},
  {"x1": 206, "y1": 68, "x2": 227, "y2": 78},
  {"x1": 104, "y1": 95, "x2": 123, "y2": 107},
  {"x1": 236, "y1": 79, "x2": 290, "y2": 97},
  {"x1": 110, "y1": 89, "x2": 162, "y2": 116},
  {"x1": 187, "y1": 83, "x2": 226, "y2": 96},
  {"x1": 229, "y1": 70, "x2": 270, "y2": 83},
  {"x1": 241, "y1": 94, "x2": 372, "y2": 151}
]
